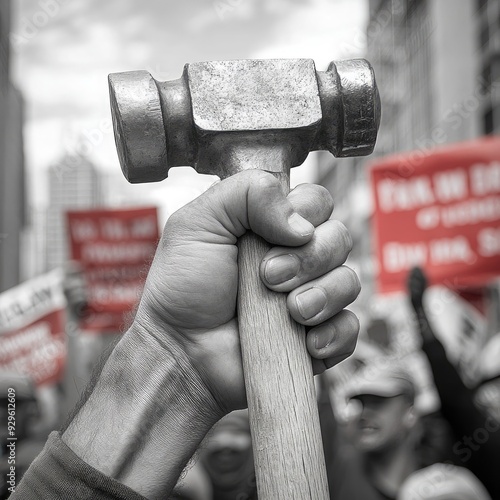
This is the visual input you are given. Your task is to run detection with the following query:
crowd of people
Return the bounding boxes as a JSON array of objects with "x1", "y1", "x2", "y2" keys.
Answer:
[
  {"x1": 170, "y1": 267, "x2": 500, "y2": 500},
  {"x1": 1, "y1": 171, "x2": 499, "y2": 499},
  {"x1": 317, "y1": 265, "x2": 500, "y2": 500}
]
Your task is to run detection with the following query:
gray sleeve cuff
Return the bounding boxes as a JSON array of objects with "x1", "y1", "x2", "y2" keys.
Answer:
[{"x1": 11, "y1": 431, "x2": 147, "y2": 500}]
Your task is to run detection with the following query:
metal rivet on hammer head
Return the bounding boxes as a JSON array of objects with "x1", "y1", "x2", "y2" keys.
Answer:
[{"x1": 108, "y1": 70, "x2": 168, "y2": 183}]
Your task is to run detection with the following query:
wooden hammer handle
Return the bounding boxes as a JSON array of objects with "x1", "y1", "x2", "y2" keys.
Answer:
[{"x1": 237, "y1": 173, "x2": 329, "y2": 500}]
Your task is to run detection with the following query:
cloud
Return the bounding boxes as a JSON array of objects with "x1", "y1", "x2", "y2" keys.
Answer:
[
  {"x1": 12, "y1": 0, "x2": 367, "y2": 209},
  {"x1": 251, "y1": 0, "x2": 368, "y2": 67}
]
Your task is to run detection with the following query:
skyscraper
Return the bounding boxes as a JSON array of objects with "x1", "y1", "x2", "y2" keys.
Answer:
[
  {"x1": 367, "y1": 0, "x2": 482, "y2": 155},
  {"x1": 45, "y1": 154, "x2": 102, "y2": 271},
  {"x1": 477, "y1": 0, "x2": 500, "y2": 134},
  {"x1": 0, "y1": 0, "x2": 26, "y2": 293},
  {"x1": 318, "y1": 0, "x2": 499, "y2": 312}
]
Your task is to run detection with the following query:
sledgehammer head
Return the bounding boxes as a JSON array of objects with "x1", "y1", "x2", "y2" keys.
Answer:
[{"x1": 108, "y1": 58, "x2": 380, "y2": 183}]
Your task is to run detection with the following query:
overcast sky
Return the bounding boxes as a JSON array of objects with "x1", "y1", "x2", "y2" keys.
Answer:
[{"x1": 11, "y1": 0, "x2": 368, "y2": 212}]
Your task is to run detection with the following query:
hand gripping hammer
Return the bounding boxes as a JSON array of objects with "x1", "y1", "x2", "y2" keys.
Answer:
[{"x1": 108, "y1": 58, "x2": 380, "y2": 499}]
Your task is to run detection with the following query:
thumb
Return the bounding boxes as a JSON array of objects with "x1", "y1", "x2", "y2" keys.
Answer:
[{"x1": 179, "y1": 170, "x2": 315, "y2": 246}]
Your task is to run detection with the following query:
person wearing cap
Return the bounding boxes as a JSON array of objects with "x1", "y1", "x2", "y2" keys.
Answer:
[
  {"x1": 198, "y1": 410, "x2": 256, "y2": 500},
  {"x1": 171, "y1": 410, "x2": 256, "y2": 500},
  {"x1": 322, "y1": 363, "x2": 420, "y2": 500},
  {"x1": 408, "y1": 267, "x2": 500, "y2": 499}
]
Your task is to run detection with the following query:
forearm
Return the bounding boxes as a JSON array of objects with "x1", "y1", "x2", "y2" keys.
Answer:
[
  {"x1": 62, "y1": 323, "x2": 223, "y2": 499},
  {"x1": 412, "y1": 303, "x2": 481, "y2": 430}
]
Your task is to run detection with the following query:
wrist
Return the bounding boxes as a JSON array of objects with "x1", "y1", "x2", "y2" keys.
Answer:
[
  {"x1": 126, "y1": 319, "x2": 226, "y2": 422},
  {"x1": 63, "y1": 322, "x2": 223, "y2": 498}
]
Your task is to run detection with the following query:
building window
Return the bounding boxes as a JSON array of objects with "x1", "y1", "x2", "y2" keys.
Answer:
[
  {"x1": 480, "y1": 21, "x2": 490, "y2": 49},
  {"x1": 484, "y1": 106, "x2": 494, "y2": 134},
  {"x1": 481, "y1": 65, "x2": 491, "y2": 92},
  {"x1": 492, "y1": 54, "x2": 500, "y2": 85},
  {"x1": 477, "y1": 0, "x2": 488, "y2": 11}
]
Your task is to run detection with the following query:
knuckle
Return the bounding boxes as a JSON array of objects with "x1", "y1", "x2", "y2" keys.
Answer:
[
  {"x1": 165, "y1": 213, "x2": 179, "y2": 233},
  {"x1": 162, "y1": 210, "x2": 191, "y2": 249},
  {"x1": 314, "y1": 184, "x2": 335, "y2": 210},
  {"x1": 343, "y1": 266, "x2": 361, "y2": 299},
  {"x1": 340, "y1": 309, "x2": 360, "y2": 348},
  {"x1": 340, "y1": 223, "x2": 354, "y2": 253},
  {"x1": 239, "y1": 169, "x2": 266, "y2": 180},
  {"x1": 313, "y1": 237, "x2": 334, "y2": 271},
  {"x1": 338, "y1": 312, "x2": 360, "y2": 357},
  {"x1": 163, "y1": 212, "x2": 182, "y2": 237},
  {"x1": 331, "y1": 220, "x2": 353, "y2": 253},
  {"x1": 237, "y1": 170, "x2": 278, "y2": 192},
  {"x1": 251, "y1": 173, "x2": 283, "y2": 202},
  {"x1": 254, "y1": 170, "x2": 279, "y2": 188},
  {"x1": 344, "y1": 310, "x2": 361, "y2": 337}
]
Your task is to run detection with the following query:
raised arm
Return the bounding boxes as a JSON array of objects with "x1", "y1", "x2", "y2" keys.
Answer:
[
  {"x1": 407, "y1": 267, "x2": 478, "y2": 424},
  {"x1": 13, "y1": 171, "x2": 361, "y2": 500},
  {"x1": 407, "y1": 267, "x2": 500, "y2": 499}
]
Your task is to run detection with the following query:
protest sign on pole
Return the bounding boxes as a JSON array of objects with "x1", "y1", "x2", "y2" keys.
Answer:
[
  {"x1": 66, "y1": 206, "x2": 159, "y2": 333},
  {"x1": 371, "y1": 136, "x2": 500, "y2": 294},
  {"x1": 0, "y1": 269, "x2": 67, "y2": 386}
]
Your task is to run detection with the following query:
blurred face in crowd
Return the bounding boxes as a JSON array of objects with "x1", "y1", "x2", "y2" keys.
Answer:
[
  {"x1": 349, "y1": 394, "x2": 416, "y2": 454},
  {"x1": 200, "y1": 410, "x2": 254, "y2": 492}
]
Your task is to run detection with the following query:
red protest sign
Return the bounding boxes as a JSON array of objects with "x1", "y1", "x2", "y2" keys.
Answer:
[
  {"x1": 0, "y1": 270, "x2": 67, "y2": 386},
  {"x1": 371, "y1": 136, "x2": 500, "y2": 293},
  {"x1": 66, "y1": 207, "x2": 159, "y2": 333}
]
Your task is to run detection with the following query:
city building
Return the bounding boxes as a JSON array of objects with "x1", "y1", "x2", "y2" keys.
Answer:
[
  {"x1": 318, "y1": 0, "x2": 500, "y2": 326},
  {"x1": 0, "y1": 0, "x2": 27, "y2": 293},
  {"x1": 478, "y1": 0, "x2": 500, "y2": 134},
  {"x1": 45, "y1": 154, "x2": 103, "y2": 271}
]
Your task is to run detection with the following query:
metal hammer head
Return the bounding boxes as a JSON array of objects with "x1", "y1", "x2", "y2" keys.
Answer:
[{"x1": 109, "y1": 58, "x2": 380, "y2": 183}]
